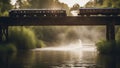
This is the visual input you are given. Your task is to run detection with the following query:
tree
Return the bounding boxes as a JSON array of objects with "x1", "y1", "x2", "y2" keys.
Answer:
[
  {"x1": 0, "y1": 0, "x2": 12, "y2": 16},
  {"x1": 14, "y1": 0, "x2": 30, "y2": 9},
  {"x1": 95, "y1": 0, "x2": 103, "y2": 5},
  {"x1": 85, "y1": 1, "x2": 94, "y2": 7},
  {"x1": 94, "y1": 0, "x2": 120, "y2": 8},
  {"x1": 70, "y1": 3, "x2": 80, "y2": 11},
  {"x1": 28, "y1": 0, "x2": 72, "y2": 15}
]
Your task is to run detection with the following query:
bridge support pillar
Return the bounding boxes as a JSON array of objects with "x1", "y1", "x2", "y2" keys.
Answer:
[
  {"x1": 0, "y1": 25, "x2": 8, "y2": 43},
  {"x1": 106, "y1": 23, "x2": 115, "y2": 41},
  {"x1": 106, "y1": 22, "x2": 116, "y2": 53},
  {"x1": 0, "y1": 26, "x2": 2, "y2": 42}
]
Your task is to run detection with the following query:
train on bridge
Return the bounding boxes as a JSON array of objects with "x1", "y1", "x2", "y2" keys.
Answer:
[
  {"x1": 9, "y1": 9, "x2": 67, "y2": 17},
  {"x1": 78, "y1": 8, "x2": 120, "y2": 16},
  {"x1": 9, "y1": 8, "x2": 120, "y2": 17}
]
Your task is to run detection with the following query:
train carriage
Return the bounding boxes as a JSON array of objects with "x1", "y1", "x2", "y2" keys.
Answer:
[
  {"x1": 9, "y1": 9, "x2": 67, "y2": 17},
  {"x1": 78, "y1": 8, "x2": 120, "y2": 16}
]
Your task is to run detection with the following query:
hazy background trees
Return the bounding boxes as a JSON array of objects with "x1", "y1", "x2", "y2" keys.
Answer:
[
  {"x1": 15, "y1": 0, "x2": 72, "y2": 15},
  {"x1": 85, "y1": 0, "x2": 120, "y2": 8},
  {"x1": 0, "y1": 0, "x2": 11, "y2": 16}
]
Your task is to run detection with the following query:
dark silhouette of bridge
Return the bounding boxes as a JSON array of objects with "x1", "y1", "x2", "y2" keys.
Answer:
[{"x1": 0, "y1": 16, "x2": 120, "y2": 42}]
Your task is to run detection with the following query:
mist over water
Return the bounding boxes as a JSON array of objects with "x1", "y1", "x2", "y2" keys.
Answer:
[
  {"x1": 34, "y1": 39, "x2": 96, "y2": 52},
  {"x1": 58, "y1": 26, "x2": 105, "y2": 44},
  {"x1": 33, "y1": 39, "x2": 97, "y2": 68}
]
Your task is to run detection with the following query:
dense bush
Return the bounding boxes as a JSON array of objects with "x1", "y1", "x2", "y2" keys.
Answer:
[
  {"x1": 8, "y1": 27, "x2": 37, "y2": 50},
  {"x1": 96, "y1": 40, "x2": 113, "y2": 54},
  {"x1": 0, "y1": 26, "x2": 47, "y2": 52},
  {"x1": 96, "y1": 40, "x2": 120, "y2": 54},
  {"x1": 0, "y1": 43, "x2": 17, "y2": 53},
  {"x1": 8, "y1": 26, "x2": 46, "y2": 50}
]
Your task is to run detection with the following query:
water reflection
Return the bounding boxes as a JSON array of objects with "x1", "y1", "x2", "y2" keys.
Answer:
[
  {"x1": 96, "y1": 55, "x2": 120, "y2": 68},
  {"x1": 0, "y1": 45, "x2": 120, "y2": 68}
]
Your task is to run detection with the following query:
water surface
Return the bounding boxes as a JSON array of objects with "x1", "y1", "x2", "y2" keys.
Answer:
[{"x1": 0, "y1": 44, "x2": 120, "y2": 68}]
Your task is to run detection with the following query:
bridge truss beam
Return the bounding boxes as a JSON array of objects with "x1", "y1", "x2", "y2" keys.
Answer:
[{"x1": 0, "y1": 16, "x2": 120, "y2": 42}]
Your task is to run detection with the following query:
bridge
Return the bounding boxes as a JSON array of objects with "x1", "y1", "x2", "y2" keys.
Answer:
[{"x1": 0, "y1": 16, "x2": 120, "y2": 42}]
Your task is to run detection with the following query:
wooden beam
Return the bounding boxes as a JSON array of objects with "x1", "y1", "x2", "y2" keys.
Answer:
[{"x1": 0, "y1": 16, "x2": 120, "y2": 26}]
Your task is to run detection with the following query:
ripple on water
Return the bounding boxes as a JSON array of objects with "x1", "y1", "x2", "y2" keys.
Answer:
[{"x1": 51, "y1": 63, "x2": 101, "y2": 68}]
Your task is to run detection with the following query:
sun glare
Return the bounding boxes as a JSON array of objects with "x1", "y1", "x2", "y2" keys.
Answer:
[
  {"x1": 11, "y1": 0, "x2": 16, "y2": 5},
  {"x1": 59, "y1": 0, "x2": 90, "y2": 7}
]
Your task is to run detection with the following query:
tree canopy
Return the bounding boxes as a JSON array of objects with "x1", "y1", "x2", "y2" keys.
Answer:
[
  {"x1": 0, "y1": 0, "x2": 11, "y2": 16},
  {"x1": 86, "y1": 0, "x2": 120, "y2": 8}
]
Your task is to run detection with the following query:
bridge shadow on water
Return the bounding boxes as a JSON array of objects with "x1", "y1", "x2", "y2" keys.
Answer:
[{"x1": 0, "y1": 43, "x2": 120, "y2": 68}]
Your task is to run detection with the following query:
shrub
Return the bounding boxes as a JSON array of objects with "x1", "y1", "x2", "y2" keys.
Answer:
[
  {"x1": 0, "y1": 43, "x2": 17, "y2": 53},
  {"x1": 96, "y1": 40, "x2": 115, "y2": 54},
  {"x1": 8, "y1": 27, "x2": 37, "y2": 50},
  {"x1": 36, "y1": 40, "x2": 46, "y2": 48},
  {"x1": 6, "y1": 43, "x2": 17, "y2": 53}
]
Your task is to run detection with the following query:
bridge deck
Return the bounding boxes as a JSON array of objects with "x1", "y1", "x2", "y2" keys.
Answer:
[{"x1": 0, "y1": 16, "x2": 120, "y2": 26}]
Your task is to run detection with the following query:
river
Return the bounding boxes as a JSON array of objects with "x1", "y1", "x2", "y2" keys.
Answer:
[{"x1": 0, "y1": 44, "x2": 120, "y2": 68}]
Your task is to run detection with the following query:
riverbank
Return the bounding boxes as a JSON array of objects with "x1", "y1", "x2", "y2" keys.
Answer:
[{"x1": 0, "y1": 27, "x2": 46, "y2": 53}]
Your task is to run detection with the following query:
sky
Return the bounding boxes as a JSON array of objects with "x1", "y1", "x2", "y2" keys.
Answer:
[
  {"x1": 11, "y1": 0, "x2": 90, "y2": 7},
  {"x1": 11, "y1": 0, "x2": 16, "y2": 5},
  {"x1": 59, "y1": 0, "x2": 90, "y2": 7}
]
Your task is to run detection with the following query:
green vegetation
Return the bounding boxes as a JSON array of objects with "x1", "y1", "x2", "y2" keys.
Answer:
[
  {"x1": 16, "y1": 0, "x2": 72, "y2": 15},
  {"x1": 9, "y1": 27, "x2": 37, "y2": 50},
  {"x1": 92, "y1": 0, "x2": 120, "y2": 54},
  {"x1": 0, "y1": 27, "x2": 46, "y2": 53},
  {"x1": 0, "y1": 43, "x2": 17, "y2": 53},
  {"x1": 85, "y1": 0, "x2": 120, "y2": 8},
  {"x1": 96, "y1": 40, "x2": 115, "y2": 54},
  {"x1": 0, "y1": 0, "x2": 73, "y2": 53},
  {"x1": 0, "y1": 0, "x2": 120, "y2": 54},
  {"x1": 0, "y1": 0, "x2": 11, "y2": 16},
  {"x1": 95, "y1": 0, "x2": 120, "y2": 8}
]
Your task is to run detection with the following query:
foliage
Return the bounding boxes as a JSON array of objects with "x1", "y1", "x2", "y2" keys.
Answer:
[
  {"x1": 96, "y1": 40, "x2": 115, "y2": 54},
  {"x1": 0, "y1": 43, "x2": 17, "y2": 53},
  {"x1": 92, "y1": 0, "x2": 120, "y2": 54},
  {"x1": 8, "y1": 27, "x2": 37, "y2": 50},
  {"x1": 0, "y1": 0, "x2": 11, "y2": 16},
  {"x1": 116, "y1": 28, "x2": 120, "y2": 41},
  {"x1": 85, "y1": 1, "x2": 95, "y2": 7},
  {"x1": 36, "y1": 40, "x2": 46, "y2": 48},
  {"x1": 32, "y1": 26, "x2": 63, "y2": 46},
  {"x1": 116, "y1": 28, "x2": 120, "y2": 53},
  {"x1": 70, "y1": 4, "x2": 80, "y2": 11},
  {"x1": 93, "y1": 0, "x2": 120, "y2": 8},
  {"x1": 96, "y1": 27, "x2": 120, "y2": 54},
  {"x1": 15, "y1": 0, "x2": 30, "y2": 9},
  {"x1": 28, "y1": 0, "x2": 72, "y2": 15},
  {"x1": 85, "y1": 0, "x2": 120, "y2": 8}
]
